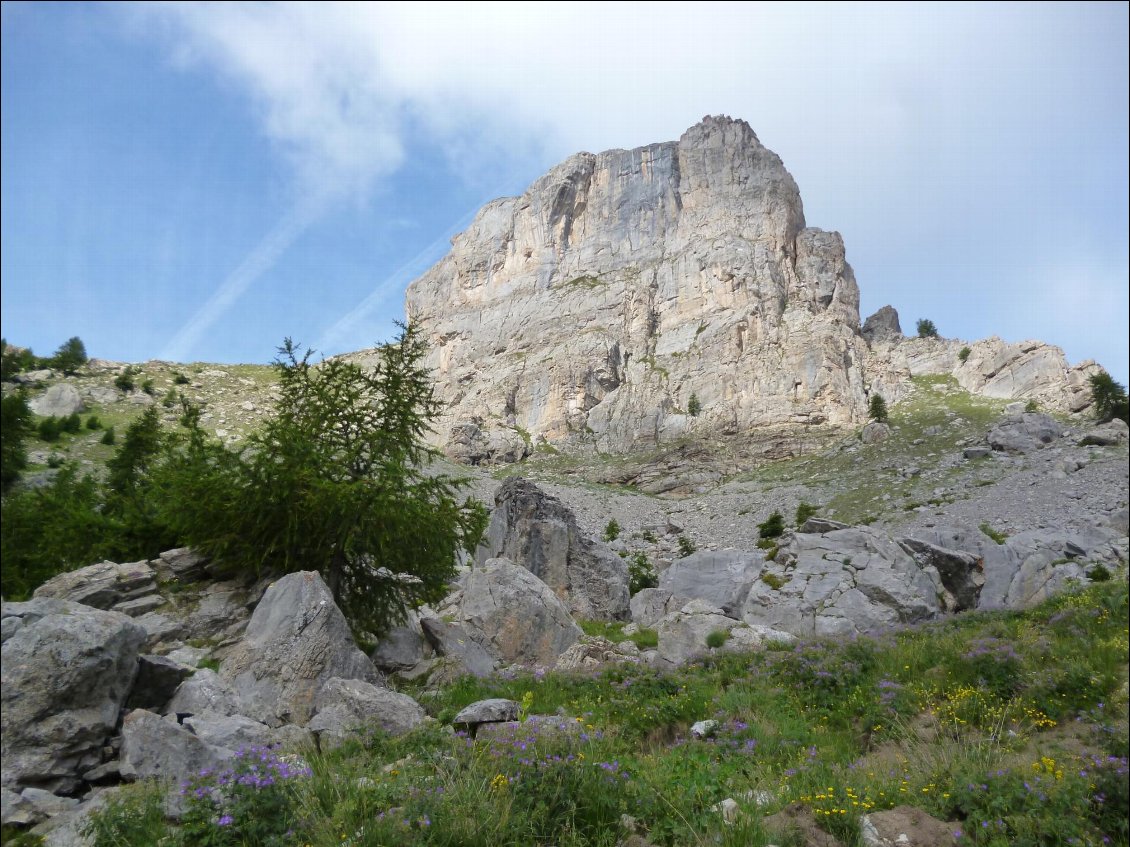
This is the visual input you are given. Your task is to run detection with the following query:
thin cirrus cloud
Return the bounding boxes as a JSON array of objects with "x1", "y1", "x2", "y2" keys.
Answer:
[{"x1": 135, "y1": 2, "x2": 1127, "y2": 375}]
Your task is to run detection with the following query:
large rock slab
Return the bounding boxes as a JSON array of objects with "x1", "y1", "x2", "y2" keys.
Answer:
[
  {"x1": 987, "y1": 412, "x2": 1064, "y2": 454},
  {"x1": 477, "y1": 477, "x2": 630, "y2": 620},
  {"x1": 219, "y1": 571, "x2": 379, "y2": 727},
  {"x1": 306, "y1": 678, "x2": 425, "y2": 746},
  {"x1": 118, "y1": 709, "x2": 229, "y2": 781},
  {"x1": 455, "y1": 558, "x2": 582, "y2": 667},
  {"x1": 33, "y1": 560, "x2": 157, "y2": 612},
  {"x1": 655, "y1": 599, "x2": 792, "y2": 665},
  {"x1": 29, "y1": 383, "x2": 85, "y2": 417},
  {"x1": 741, "y1": 527, "x2": 943, "y2": 637},
  {"x1": 1, "y1": 599, "x2": 146, "y2": 793},
  {"x1": 419, "y1": 617, "x2": 497, "y2": 677},
  {"x1": 657, "y1": 550, "x2": 764, "y2": 616}
]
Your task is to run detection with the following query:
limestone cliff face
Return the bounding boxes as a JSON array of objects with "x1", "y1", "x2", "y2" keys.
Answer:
[{"x1": 405, "y1": 116, "x2": 870, "y2": 459}]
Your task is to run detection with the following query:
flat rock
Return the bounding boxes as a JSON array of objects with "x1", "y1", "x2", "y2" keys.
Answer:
[
  {"x1": 453, "y1": 698, "x2": 520, "y2": 728},
  {"x1": 33, "y1": 560, "x2": 157, "y2": 611},
  {"x1": 29, "y1": 383, "x2": 85, "y2": 417},
  {"x1": 306, "y1": 677, "x2": 425, "y2": 746}
]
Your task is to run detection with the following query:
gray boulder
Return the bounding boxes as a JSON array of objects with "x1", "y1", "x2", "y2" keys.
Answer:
[
  {"x1": 29, "y1": 384, "x2": 85, "y2": 417},
  {"x1": 656, "y1": 599, "x2": 793, "y2": 665},
  {"x1": 457, "y1": 558, "x2": 582, "y2": 667},
  {"x1": 220, "y1": 571, "x2": 379, "y2": 727},
  {"x1": 860, "y1": 422, "x2": 891, "y2": 444},
  {"x1": 1079, "y1": 418, "x2": 1129, "y2": 446},
  {"x1": 453, "y1": 698, "x2": 520, "y2": 729},
  {"x1": 419, "y1": 617, "x2": 497, "y2": 677},
  {"x1": 1, "y1": 599, "x2": 146, "y2": 793},
  {"x1": 182, "y1": 711, "x2": 274, "y2": 751},
  {"x1": 153, "y1": 548, "x2": 209, "y2": 583},
  {"x1": 861, "y1": 305, "x2": 902, "y2": 345},
  {"x1": 33, "y1": 560, "x2": 157, "y2": 612},
  {"x1": 742, "y1": 527, "x2": 943, "y2": 637},
  {"x1": 629, "y1": 588, "x2": 679, "y2": 629},
  {"x1": 657, "y1": 551, "x2": 764, "y2": 616},
  {"x1": 370, "y1": 610, "x2": 431, "y2": 673},
  {"x1": 798, "y1": 517, "x2": 850, "y2": 534},
  {"x1": 477, "y1": 477, "x2": 630, "y2": 620},
  {"x1": 118, "y1": 710, "x2": 229, "y2": 781},
  {"x1": 898, "y1": 538, "x2": 985, "y2": 611},
  {"x1": 987, "y1": 412, "x2": 1063, "y2": 454},
  {"x1": 306, "y1": 677, "x2": 425, "y2": 746}
]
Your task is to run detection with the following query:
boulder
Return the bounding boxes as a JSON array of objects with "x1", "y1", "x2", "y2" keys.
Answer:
[
  {"x1": 798, "y1": 517, "x2": 850, "y2": 534},
  {"x1": 182, "y1": 711, "x2": 274, "y2": 751},
  {"x1": 306, "y1": 678, "x2": 425, "y2": 746},
  {"x1": 118, "y1": 709, "x2": 229, "y2": 781},
  {"x1": 629, "y1": 588, "x2": 678, "y2": 629},
  {"x1": 29, "y1": 383, "x2": 85, "y2": 417},
  {"x1": 657, "y1": 551, "x2": 764, "y2": 616},
  {"x1": 419, "y1": 617, "x2": 497, "y2": 677},
  {"x1": 445, "y1": 422, "x2": 530, "y2": 465},
  {"x1": 126, "y1": 654, "x2": 195, "y2": 710},
  {"x1": 1079, "y1": 418, "x2": 1129, "y2": 446},
  {"x1": 476, "y1": 477, "x2": 630, "y2": 620},
  {"x1": 987, "y1": 412, "x2": 1063, "y2": 454},
  {"x1": 370, "y1": 610, "x2": 431, "y2": 673},
  {"x1": 656, "y1": 599, "x2": 792, "y2": 665},
  {"x1": 898, "y1": 539, "x2": 985, "y2": 611},
  {"x1": 452, "y1": 698, "x2": 520, "y2": 730},
  {"x1": 554, "y1": 636, "x2": 640, "y2": 671},
  {"x1": 153, "y1": 548, "x2": 209, "y2": 583},
  {"x1": 456, "y1": 558, "x2": 582, "y2": 667},
  {"x1": 1, "y1": 599, "x2": 146, "y2": 793},
  {"x1": 861, "y1": 305, "x2": 902, "y2": 345},
  {"x1": 860, "y1": 805, "x2": 959, "y2": 846},
  {"x1": 742, "y1": 526, "x2": 943, "y2": 637},
  {"x1": 33, "y1": 560, "x2": 157, "y2": 612},
  {"x1": 219, "y1": 572, "x2": 379, "y2": 727},
  {"x1": 861, "y1": 422, "x2": 891, "y2": 444}
]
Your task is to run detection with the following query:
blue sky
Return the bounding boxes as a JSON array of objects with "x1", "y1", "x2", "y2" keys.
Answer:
[{"x1": 2, "y1": 2, "x2": 1127, "y2": 383}]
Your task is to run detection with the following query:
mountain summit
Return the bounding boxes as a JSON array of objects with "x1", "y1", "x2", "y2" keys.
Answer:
[{"x1": 398, "y1": 116, "x2": 1095, "y2": 463}]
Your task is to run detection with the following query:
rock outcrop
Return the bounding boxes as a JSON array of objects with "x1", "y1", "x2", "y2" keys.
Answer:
[
  {"x1": 398, "y1": 116, "x2": 870, "y2": 455},
  {"x1": 477, "y1": 477, "x2": 630, "y2": 620}
]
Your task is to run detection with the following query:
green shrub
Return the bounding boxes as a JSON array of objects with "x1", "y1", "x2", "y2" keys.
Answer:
[
  {"x1": 46, "y1": 453, "x2": 64, "y2": 469},
  {"x1": 687, "y1": 393, "x2": 702, "y2": 417},
  {"x1": 1087, "y1": 563, "x2": 1112, "y2": 582},
  {"x1": 61, "y1": 412, "x2": 82, "y2": 434},
  {"x1": 85, "y1": 415, "x2": 103, "y2": 430},
  {"x1": 676, "y1": 535, "x2": 696, "y2": 557},
  {"x1": 639, "y1": 529, "x2": 658, "y2": 544},
  {"x1": 979, "y1": 522, "x2": 1008, "y2": 544},
  {"x1": 173, "y1": 372, "x2": 191, "y2": 385},
  {"x1": 140, "y1": 379, "x2": 155, "y2": 396},
  {"x1": 37, "y1": 416, "x2": 62, "y2": 442},
  {"x1": 100, "y1": 426, "x2": 116, "y2": 446},
  {"x1": 1088, "y1": 371, "x2": 1130, "y2": 423},
  {"x1": 868, "y1": 393, "x2": 888, "y2": 423},
  {"x1": 114, "y1": 367, "x2": 137, "y2": 393},
  {"x1": 602, "y1": 518, "x2": 620, "y2": 542},
  {"x1": 1, "y1": 392, "x2": 32, "y2": 493},
  {"x1": 1024, "y1": 399, "x2": 1039, "y2": 413},
  {"x1": 958, "y1": 346, "x2": 972, "y2": 363},
  {"x1": 760, "y1": 572, "x2": 786, "y2": 589},
  {"x1": 628, "y1": 551, "x2": 658, "y2": 595},
  {"x1": 50, "y1": 336, "x2": 88, "y2": 375},
  {"x1": 795, "y1": 502, "x2": 818, "y2": 527},
  {"x1": 758, "y1": 511, "x2": 785, "y2": 540},
  {"x1": 705, "y1": 629, "x2": 729, "y2": 649},
  {"x1": 916, "y1": 318, "x2": 939, "y2": 338}
]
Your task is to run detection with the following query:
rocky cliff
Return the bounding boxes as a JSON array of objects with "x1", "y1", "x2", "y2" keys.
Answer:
[
  {"x1": 402, "y1": 116, "x2": 869, "y2": 460},
  {"x1": 396, "y1": 115, "x2": 1097, "y2": 463}
]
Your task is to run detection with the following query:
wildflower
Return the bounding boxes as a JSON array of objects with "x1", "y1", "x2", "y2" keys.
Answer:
[{"x1": 217, "y1": 815, "x2": 233, "y2": 826}]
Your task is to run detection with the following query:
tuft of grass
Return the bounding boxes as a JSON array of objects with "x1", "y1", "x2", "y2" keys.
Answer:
[{"x1": 980, "y1": 522, "x2": 1009, "y2": 545}]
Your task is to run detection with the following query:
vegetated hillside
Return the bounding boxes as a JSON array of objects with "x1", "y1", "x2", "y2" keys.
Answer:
[{"x1": 81, "y1": 579, "x2": 1129, "y2": 847}]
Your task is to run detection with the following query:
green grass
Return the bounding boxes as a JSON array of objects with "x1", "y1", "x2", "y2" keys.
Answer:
[
  {"x1": 578, "y1": 619, "x2": 659, "y2": 651},
  {"x1": 85, "y1": 580, "x2": 1129, "y2": 847}
]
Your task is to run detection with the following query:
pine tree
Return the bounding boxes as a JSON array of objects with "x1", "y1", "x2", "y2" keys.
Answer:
[{"x1": 868, "y1": 393, "x2": 889, "y2": 423}]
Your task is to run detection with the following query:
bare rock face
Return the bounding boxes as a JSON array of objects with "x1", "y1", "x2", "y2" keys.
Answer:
[
  {"x1": 400, "y1": 116, "x2": 870, "y2": 455},
  {"x1": 861, "y1": 305, "x2": 903, "y2": 345}
]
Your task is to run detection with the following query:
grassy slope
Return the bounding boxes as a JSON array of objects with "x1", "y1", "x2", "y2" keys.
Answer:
[{"x1": 76, "y1": 579, "x2": 1129, "y2": 847}]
